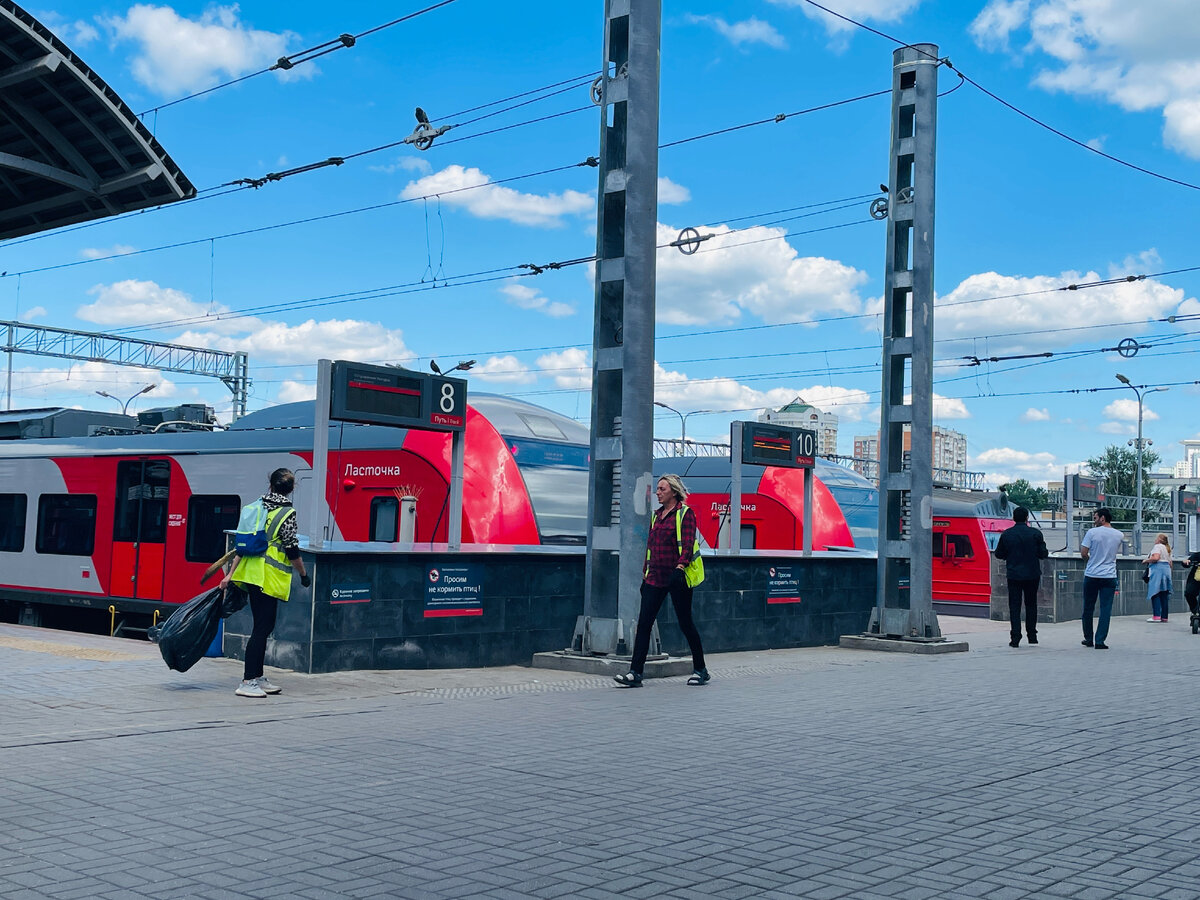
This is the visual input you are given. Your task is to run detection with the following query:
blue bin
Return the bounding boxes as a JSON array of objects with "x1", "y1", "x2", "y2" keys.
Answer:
[{"x1": 205, "y1": 619, "x2": 224, "y2": 657}]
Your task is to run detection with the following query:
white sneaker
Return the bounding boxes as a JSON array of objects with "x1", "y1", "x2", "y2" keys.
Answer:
[
  {"x1": 256, "y1": 676, "x2": 281, "y2": 695},
  {"x1": 235, "y1": 679, "x2": 267, "y2": 698}
]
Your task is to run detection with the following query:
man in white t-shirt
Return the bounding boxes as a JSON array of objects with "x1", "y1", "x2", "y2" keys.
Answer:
[{"x1": 1080, "y1": 507, "x2": 1123, "y2": 649}]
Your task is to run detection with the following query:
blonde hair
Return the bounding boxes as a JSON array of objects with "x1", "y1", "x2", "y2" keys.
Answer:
[
  {"x1": 1155, "y1": 533, "x2": 1171, "y2": 556},
  {"x1": 658, "y1": 473, "x2": 688, "y2": 504}
]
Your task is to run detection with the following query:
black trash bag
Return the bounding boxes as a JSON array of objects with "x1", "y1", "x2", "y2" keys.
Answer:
[
  {"x1": 221, "y1": 583, "x2": 248, "y2": 617},
  {"x1": 156, "y1": 588, "x2": 224, "y2": 672}
]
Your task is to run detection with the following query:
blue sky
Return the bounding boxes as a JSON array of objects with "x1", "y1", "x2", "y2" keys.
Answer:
[{"x1": 6, "y1": 0, "x2": 1200, "y2": 487}]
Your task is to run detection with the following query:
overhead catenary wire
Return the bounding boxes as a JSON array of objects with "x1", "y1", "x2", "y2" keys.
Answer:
[
  {"x1": 793, "y1": 0, "x2": 1200, "y2": 193},
  {"x1": 136, "y1": 0, "x2": 461, "y2": 118}
]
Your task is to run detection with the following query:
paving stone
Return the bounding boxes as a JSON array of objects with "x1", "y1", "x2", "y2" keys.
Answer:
[{"x1": 2, "y1": 617, "x2": 1199, "y2": 900}]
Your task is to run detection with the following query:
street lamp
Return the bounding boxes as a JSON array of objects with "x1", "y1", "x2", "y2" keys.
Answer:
[
  {"x1": 1115, "y1": 374, "x2": 1168, "y2": 554},
  {"x1": 653, "y1": 402, "x2": 712, "y2": 454},
  {"x1": 96, "y1": 384, "x2": 155, "y2": 416}
]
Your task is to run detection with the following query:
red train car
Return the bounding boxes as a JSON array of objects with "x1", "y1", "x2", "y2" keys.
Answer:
[
  {"x1": 0, "y1": 395, "x2": 589, "y2": 631},
  {"x1": 931, "y1": 490, "x2": 1015, "y2": 613}
]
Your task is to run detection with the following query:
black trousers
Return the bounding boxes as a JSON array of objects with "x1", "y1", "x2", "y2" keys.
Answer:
[
  {"x1": 1007, "y1": 577, "x2": 1039, "y2": 641},
  {"x1": 630, "y1": 576, "x2": 705, "y2": 675},
  {"x1": 243, "y1": 586, "x2": 279, "y2": 680}
]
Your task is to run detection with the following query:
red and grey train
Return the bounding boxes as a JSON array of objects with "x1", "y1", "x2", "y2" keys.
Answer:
[{"x1": 0, "y1": 396, "x2": 1005, "y2": 629}]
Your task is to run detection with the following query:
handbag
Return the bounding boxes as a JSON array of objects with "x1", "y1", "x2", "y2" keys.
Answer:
[{"x1": 1142, "y1": 565, "x2": 1151, "y2": 583}]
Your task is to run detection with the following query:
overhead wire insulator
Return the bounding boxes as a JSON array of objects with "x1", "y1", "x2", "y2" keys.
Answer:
[
  {"x1": 405, "y1": 108, "x2": 452, "y2": 151},
  {"x1": 672, "y1": 227, "x2": 712, "y2": 255}
]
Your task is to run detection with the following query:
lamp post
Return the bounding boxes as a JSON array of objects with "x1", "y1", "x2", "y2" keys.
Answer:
[
  {"x1": 1115, "y1": 374, "x2": 1168, "y2": 554},
  {"x1": 96, "y1": 384, "x2": 155, "y2": 416},
  {"x1": 653, "y1": 402, "x2": 712, "y2": 455}
]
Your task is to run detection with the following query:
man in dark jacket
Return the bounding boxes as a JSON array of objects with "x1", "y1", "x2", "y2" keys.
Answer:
[{"x1": 994, "y1": 506, "x2": 1049, "y2": 647}]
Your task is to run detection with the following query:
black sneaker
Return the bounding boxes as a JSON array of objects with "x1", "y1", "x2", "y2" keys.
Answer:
[
  {"x1": 1028, "y1": 636, "x2": 1038, "y2": 645},
  {"x1": 1081, "y1": 640, "x2": 1093, "y2": 647}
]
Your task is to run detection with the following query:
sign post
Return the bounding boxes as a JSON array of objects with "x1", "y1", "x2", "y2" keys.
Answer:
[{"x1": 730, "y1": 421, "x2": 817, "y2": 554}]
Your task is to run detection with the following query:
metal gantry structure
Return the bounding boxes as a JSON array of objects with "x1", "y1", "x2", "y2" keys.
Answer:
[
  {"x1": 3, "y1": 320, "x2": 249, "y2": 419},
  {"x1": 577, "y1": 0, "x2": 662, "y2": 656},
  {"x1": 870, "y1": 44, "x2": 941, "y2": 641}
]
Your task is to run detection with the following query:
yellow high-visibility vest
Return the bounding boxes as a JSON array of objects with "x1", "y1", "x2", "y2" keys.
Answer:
[{"x1": 232, "y1": 506, "x2": 296, "y2": 601}]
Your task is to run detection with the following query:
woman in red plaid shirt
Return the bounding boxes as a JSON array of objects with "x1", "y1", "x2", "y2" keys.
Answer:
[{"x1": 614, "y1": 474, "x2": 709, "y2": 688}]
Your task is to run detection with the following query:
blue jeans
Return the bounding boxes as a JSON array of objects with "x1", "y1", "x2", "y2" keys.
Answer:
[
  {"x1": 1151, "y1": 591, "x2": 1170, "y2": 620},
  {"x1": 1082, "y1": 576, "x2": 1117, "y2": 645}
]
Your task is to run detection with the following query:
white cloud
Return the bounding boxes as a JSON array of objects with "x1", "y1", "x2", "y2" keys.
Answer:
[
  {"x1": 77, "y1": 279, "x2": 240, "y2": 331},
  {"x1": 1098, "y1": 420, "x2": 1133, "y2": 435},
  {"x1": 369, "y1": 156, "x2": 433, "y2": 175},
  {"x1": 655, "y1": 362, "x2": 874, "y2": 422},
  {"x1": 7, "y1": 361, "x2": 174, "y2": 408},
  {"x1": 174, "y1": 318, "x2": 412, "y2": 366},
  {"x1": 971, "y1": 445, "x2": 1065, "y2": 485},
  {"x1": 933, "y1": 265, "x2": 1191, "y2": 356},
  {"x1": 277, "y1": 380, "x2": 315, "y2": 403},
  {"x1": 971, "y1": 0, "x2": 1200, "y2": 158},
  {"x1": 80, "y1": 244, "x2": 136, "y2": 260},
  {"x1": 1086, "y1": 136, "x2": 1106, "y2": 151},
  {"x1": 685, "y1": 14, "x2": 787, "y2": 49},
  {"x1": 102, "y1": 4, "x2": 302, "y2": 96},
  {"x1": 501, "y1": 283, "x2": 575, "y2": 318},
  {"x1": 656, "y1": 222, "x2": 870, "y2": 325},
  {"x1": 400, "y1": 165, "x2": 592, "y2": 227},
  {"x1": 933, "y1": 394, "x2": 970, "y2": 419},
  {"x1": 1103, "y1": 397, "x2": 1159, "y2": 422},
  {"x1": 768, "y1": 0, "x2": 923, "y2": 34},
  {"x1": 22, "y1": 306, "x2": 47, "y2": 320},
  {"x1": 658, "y1": 177, "x2": 691, "y2": 205},
  {"x1": 1022, "y1": 407, "x2": 1052, "y2": 421},
  {"x1": 34, "y1": 12, "x2": 99, "y2": 46},
  {"x1": 471, "y1": 355, "x2": 536, "y2": 384},
  {"x1": 535, "y1": 348, "x2": 591, "y2": 390},
  {"x1": 969, "y1": 0, "x2": 1031, "y2": 50}
]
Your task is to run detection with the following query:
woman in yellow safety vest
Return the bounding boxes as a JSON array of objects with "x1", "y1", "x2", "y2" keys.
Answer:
[
  {"x1": 220, "y1": 468, "x2": 309, "y2": 699},
  {"x1": 614, "y1": 473, "x2": 709, "y2": 688}
]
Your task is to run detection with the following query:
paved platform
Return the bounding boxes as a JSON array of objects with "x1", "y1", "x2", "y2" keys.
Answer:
[{"x1": 1, "y1": 613, "x2": 1198, "y2": 899}]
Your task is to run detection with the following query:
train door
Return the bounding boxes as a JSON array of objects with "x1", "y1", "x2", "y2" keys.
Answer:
[{"x1": 110, "y1": 458, "x2": 171, "y2": 600}]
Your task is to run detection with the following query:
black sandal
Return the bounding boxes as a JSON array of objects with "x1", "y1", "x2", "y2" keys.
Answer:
[
  {"x1": 613, "y1": 672, "x2": 643, "y2": 687},
  {"x1": 687, "y1": 669, "x2": 711, "y2": 686}
]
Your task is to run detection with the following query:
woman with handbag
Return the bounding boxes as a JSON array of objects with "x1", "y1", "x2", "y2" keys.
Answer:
[
  {"x1": 1143, "y1": 533, "x2": 1172, "y2": 623},
  {"x1": 614, "y1": 474, "x2": 710, "y2": 688}
]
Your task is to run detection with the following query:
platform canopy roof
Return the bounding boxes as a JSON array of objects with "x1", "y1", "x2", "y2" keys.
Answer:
[{"x1": 0, "y1": 1, "x2": 195, "y2": 241}]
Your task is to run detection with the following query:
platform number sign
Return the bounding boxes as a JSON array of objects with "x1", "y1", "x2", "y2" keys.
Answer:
[
  {"x1": 738, "y1": 422, "x2": 817, "y2": 469},
  {"x1": 1071, "y1": 474, "x2": 1104, "y2": 505},
  {"x1": 1180, "y1": 490, "x2": 1199, "y2": 515},
  {"x1": 329, "y1": 360, "x2": 467, "y2": 432}
]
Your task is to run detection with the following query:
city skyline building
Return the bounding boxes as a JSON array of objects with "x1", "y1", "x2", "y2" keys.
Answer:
[{"x1": 759, "y1": 396, "x2": 839, "y2": 457}]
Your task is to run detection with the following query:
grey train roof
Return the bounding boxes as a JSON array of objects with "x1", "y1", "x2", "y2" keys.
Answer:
[{"x1": 0, "y1": 394, "x2": 589, "y2": 458}]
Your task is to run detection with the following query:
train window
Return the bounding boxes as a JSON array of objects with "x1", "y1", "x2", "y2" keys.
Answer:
[
  {"x1": 370, "y1": 496, "x2": 399, "y2": 542},
  {"x1": 113, "y1": 460, "x2": 171, "y2": 544},
  {"x1": 945, "y1": 534, "x2": 973, "y2": 559},
  {"x1": 518, "y1": 413, "x2": 566, "y2": 441},
  {"x1": 740, "y1": 524, "x2": 756, "y2": 549},
  {"x1": 186, "y1": 495, "x2": 241, "y2": 562},
  {"x1": 932, "y1": 533, "x2": 943, "y2": 557},
  {"x1": 0, "y1": 494, "x2": 27, "y2": 552},
  {"x1": 36, "y1": 495, "x2": 97, "y2": 556}
]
